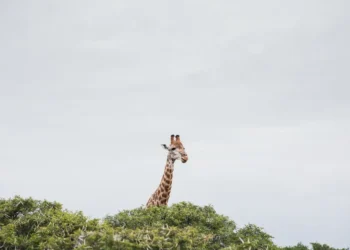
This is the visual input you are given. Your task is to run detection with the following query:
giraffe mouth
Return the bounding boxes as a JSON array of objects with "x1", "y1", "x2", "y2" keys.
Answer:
[{"x1": 181, "y1": 157, "x2": 188, "y2": 163}]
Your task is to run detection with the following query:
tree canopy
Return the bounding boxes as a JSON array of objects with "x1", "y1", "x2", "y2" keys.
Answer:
[{"x1": 0, "y1": 196, "x2": 348, "y2": 250}]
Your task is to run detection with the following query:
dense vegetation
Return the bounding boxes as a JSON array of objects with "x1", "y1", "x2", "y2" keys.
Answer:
[{"x1": 0, "y1": 196, "x2": 348, "y2": 250}]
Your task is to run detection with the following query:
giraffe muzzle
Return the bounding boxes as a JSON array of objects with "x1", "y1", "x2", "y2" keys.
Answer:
[{"x1": 181, "y1": 156, "x2": 188, "y2": 163}]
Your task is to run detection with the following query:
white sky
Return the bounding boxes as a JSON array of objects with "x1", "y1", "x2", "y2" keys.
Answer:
[{"x1": 1, "y1": 0, "x2": 349, "y2": 247}]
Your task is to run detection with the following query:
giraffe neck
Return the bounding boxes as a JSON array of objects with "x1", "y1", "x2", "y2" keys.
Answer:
[
  {"x1": 146, "y1": 157, "x2": 175, "y2": 207},
  {"x1": 159, "y1": 157, "x2": 175, "y2": 200}
]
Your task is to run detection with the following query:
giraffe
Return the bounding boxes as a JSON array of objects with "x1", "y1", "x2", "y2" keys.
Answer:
[{"x1": 146, "y1": 134, "x2": 188, "y2": 208}]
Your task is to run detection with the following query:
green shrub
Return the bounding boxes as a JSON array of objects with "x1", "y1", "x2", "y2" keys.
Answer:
[
  {"x1": 0, "y1": 196, "x2": 98, "y2": 249},
  {"x1": 0, "y1": 196, "x2": 348, "y2": 250}
]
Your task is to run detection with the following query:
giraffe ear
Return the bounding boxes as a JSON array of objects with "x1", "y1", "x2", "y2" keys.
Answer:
[{"x1": 161, "y1": 144, "x2": 169, "y2": 150}]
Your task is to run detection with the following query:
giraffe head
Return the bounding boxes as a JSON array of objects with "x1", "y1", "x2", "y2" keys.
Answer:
[{"x1": 161, "y1": 135, "x2": 188, "y2": 163}]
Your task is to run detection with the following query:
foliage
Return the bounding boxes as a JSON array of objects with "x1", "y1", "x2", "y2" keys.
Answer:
[
  {"x1": 310, "y1": 243, "x2": 349, "y2": 250},
  {"x1": 281, "y1": 242, "x2": 349, "y2": 250},
  {"x1": 0, "y1": 196, "x2": 98, "y2": 249},
  {"x1": 0, "y1": 196, "x2": 348, "y2": 250},
  {"x1": 282, "y1": 242, "x2": 310, "y2": 250},
  {"x1": 102, "y1": 202, "x2": 237, "y2": 249}
]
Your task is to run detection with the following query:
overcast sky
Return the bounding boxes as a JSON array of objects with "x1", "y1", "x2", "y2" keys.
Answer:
[{"x1": 1, "y1": 0, "x2": 349, "y2": 247}]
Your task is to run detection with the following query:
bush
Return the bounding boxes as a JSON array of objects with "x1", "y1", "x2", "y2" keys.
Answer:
[
  {"x1": 0, "y1": 196, "x2": 348, "y2": 250},
  {"x1": 0, "y1": 196, "x2": 98, "y2": 249},
  {"x1": 281, "y1": 242, "x2": 349, "y2": 250},
  {"x1": 102, "y1": 202, "x2": 237, "y2": 249}
]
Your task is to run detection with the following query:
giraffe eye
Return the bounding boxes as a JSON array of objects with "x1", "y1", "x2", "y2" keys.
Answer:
[{"x1": 171, "y1": 148, "x2": 176, "y2": 151}]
